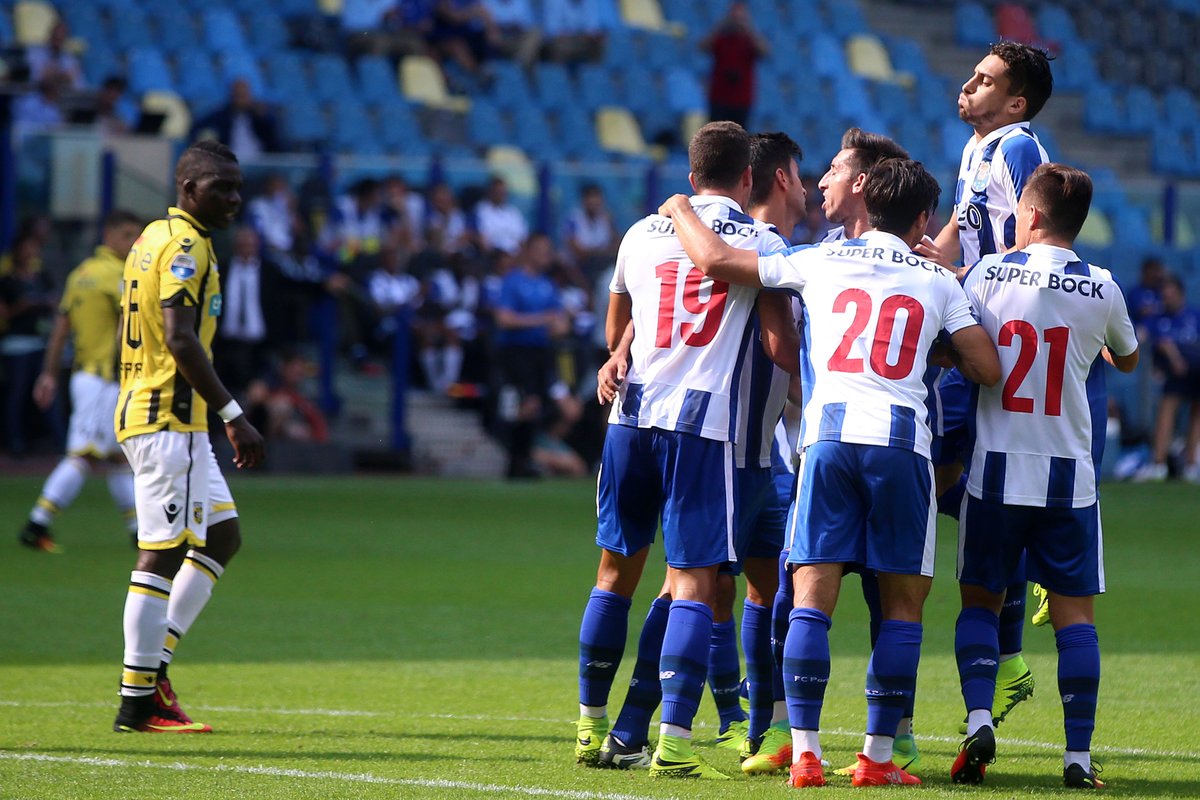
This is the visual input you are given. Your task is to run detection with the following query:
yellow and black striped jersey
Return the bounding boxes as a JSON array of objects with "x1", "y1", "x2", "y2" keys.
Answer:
[
  {"x1": 115, "y1": 207, "x2": 223, "y2": 442},
  {"x1": 60, "y1": 245, "x2": 123, "y2": 381}
]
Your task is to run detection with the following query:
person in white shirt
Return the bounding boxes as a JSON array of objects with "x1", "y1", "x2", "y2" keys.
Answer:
[
  {"x1": 659, "y1": 158, "x2": 1000, "y2": 789},
  {"x1": 951, "y1": 164, "x2": 1138, "y2": 790},
  {"x1": 564, "y1": 183, "x2": 618, "y2": 276},
  {"x1": 574, "y1": 122, "x2": 784, "y2": 780},
  {"x1": 473, "y1": 176, "x2": 528, "y2": 255}
]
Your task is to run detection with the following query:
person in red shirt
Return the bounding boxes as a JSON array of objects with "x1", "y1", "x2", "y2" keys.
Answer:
[{"x1": 702, "y1": 2, "x2": 769, "y2": 129}]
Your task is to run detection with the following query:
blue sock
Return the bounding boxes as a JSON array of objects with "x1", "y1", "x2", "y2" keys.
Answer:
[
  {"x1": 865, "y1": 620, "x2": 922, "y2": 737},
  {"x1": 782, "y1": 607, "x2": 831, "y2": 732},
  {"x1": 860, "y1": 571, "x2": 883, "y2": 649},
  {"x1": 1056, "y1": 623, "x2": 1100, "y2": 752},
  {"x1": 955, "y1": 607, "x2": 1001, "y2": 714},
  {"x1": 578, "y1": 588, "x2": 632, "y2": 708},
  {"x1": 937, "y1": 473, "x2": 967, "y2": 519},
  {"x1": 707, "y1": 619, "x2": 745, "y2": 731},
  {"x1": 659, "y1": 600, "x2": 713, "y2": 730},
  {"x1": 610, "y1": 597, "x2": 670, "y2": 748},
  {"x1": 742, "y1": 599, "x2": 774, "y2": 739},
  {"x1": 771, "y1": 551, "x2": 792, "y2": 705},
  {"x1": 999, "y1": 579, "x2": 1026, "y2": 656}
]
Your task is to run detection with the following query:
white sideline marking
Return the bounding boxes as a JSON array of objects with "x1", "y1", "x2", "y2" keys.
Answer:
[
  {"x1": 2, "y1": 699, "x2": 1194, "y2": 760},
  {"x1": 0, "y1": 753, "x2": 675, "y2": 800}
]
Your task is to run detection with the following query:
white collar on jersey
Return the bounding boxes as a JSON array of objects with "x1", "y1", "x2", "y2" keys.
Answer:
[
  {"x1": 972, "y1": 120, "x2": 1033, "y2": 150},
  {"x1": 688, "y1": 193, "x2": 747, "y2": 214},
  {"x1": 1022, "y1": 242, "x2": 1082, "y2": 264},
  {"x1": 856, "y1": 229, "x2": 913, "y2": 252}
]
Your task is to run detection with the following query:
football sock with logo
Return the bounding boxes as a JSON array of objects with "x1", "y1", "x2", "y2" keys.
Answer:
[
  {"x1": 771, "y1": 552, "x2": 791, "y2": 705},
  {"x1": 659, "y1": 600, "x2": 713, "y2": 731},
  {"x1": 860, "y1": 571, "x2": 883, "y2": 649},
  {"x1": 610, "y1": 596, "x2": 670, "y2": 748},
  {"x1": 161, "y1": 551, "x2": 224, "y2": 666},
  {"x1": 742, "y1": 599, "x2": 775, "y2": 740},
  {"x1": 783, "y1": 607, "x2": 831, "y2": 733},
  {"x1": 122, "y1": 571, "x2": 171, "y2": 697},
  {"x1": 29, "y1": 455, "x2": 89, "y2": 527},
  {"x1": 578, "y1": 588, "x2": 632, "y2": 707},
  {"x1": 999, "y1": 578, "x2": 1027, "y2": 658},
  {"x1": 865, "y1": 620, "x2": 922, "y2": 741},
  {"x1": 955, "y1": 606, "x2": 1001, "y2": 723},
  {"x1": 105, "y1": 466, "x2": 138, "y2": 533},
  {"x1": 708, "y1": 619, "x2": 745, "y2": 731},
  {"x1": 1056, "y1": 623, "x2": 1100, "y2": 753}
]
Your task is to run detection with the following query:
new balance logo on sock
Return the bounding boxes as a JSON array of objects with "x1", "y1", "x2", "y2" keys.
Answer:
[
  {"x1": 1062, "y1": 694, "x2": 1075, "y2": 703},
  {"x1": 971, "y1": 658, "x2": 998, "y2": 666},
  {"x1": 586, "y1": 660, "x2": 613, "y2": 669},
  {"x1": 659, "y1": 670, "x2": 676, "y2": 680}
]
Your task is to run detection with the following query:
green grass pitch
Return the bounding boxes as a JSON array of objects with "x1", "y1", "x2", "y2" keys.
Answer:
[{"x1": 1, "y1": 474, "x2": 1198, "y2": 798}]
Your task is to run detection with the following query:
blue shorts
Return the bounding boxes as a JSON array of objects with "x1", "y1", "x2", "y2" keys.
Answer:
[
  {"x1": 786, "y1": 441, "x2": 937, "y2": 577},
  {"x1": 596, "y1": 425, "x2": 735, "y2": 569},
  {"x1": 721, "y1": 465, "x2": 788, "y2": 575},
  {"x1": 957, "y1": 493, "x2": 1104, "y2": 597},
  {"x1": 932, "y1": 368, "x2": 972, "y2": 468}
]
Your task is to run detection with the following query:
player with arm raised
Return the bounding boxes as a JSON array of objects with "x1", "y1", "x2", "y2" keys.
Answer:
[
  {"x1": 950, "y1": 164, "x2": 1137, "y2": 790},
  {"x1": 574, "y1": 122, "x2": 781, "y2": 780},
  {"x1": 112, "y1": 141, "x2": 265, "y2": 734},
  {"x1": 660, "y1": 158, "x2": 999, "y2": 788}
]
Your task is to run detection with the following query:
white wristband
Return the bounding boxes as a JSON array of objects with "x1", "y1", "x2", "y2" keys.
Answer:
[{"x1": 217, "y1": 399, "x2": 244, "y2": 423}]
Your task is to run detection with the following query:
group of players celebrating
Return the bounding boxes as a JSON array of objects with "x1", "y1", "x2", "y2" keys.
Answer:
[{"x1": 574, "y1": 40, "x2": 1138, "y2": 790}]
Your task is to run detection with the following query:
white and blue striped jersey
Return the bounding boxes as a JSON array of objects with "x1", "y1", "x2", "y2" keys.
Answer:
[
  {"x1": 962, "y1": 244, "x2": 1138, "y2": 508},
  {"x1": 758, "y1": 230, "x2": 978, "y2": 459},
  {"x1": 953, "y1": 122, "x2": 1049, "y2": 267},
  {"x1": 610, "y1": 195, "x2": 786, "y2": 442}
]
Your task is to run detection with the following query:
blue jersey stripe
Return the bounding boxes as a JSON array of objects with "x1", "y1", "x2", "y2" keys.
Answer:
[
  {"x1": 620, "y1": 382, "x2": 644, "y2": 421},
  {"x1": 981, "y1": 450, "x2": 1007, "y2": 502},
  {"x1": 743, "y1": 319, "x2": 775, "y2": 461},
  {"x1": 1064, "y1": 260, "x2": 1088, "y2": 276},
  {"x1": 818, "y1": 402, "x2": 846, "y2": 440},
  {"x1": 1003, "y1": 213, "x2": 1016, "y2": 250},
  {"x1": 677, "y1": 388, "x2": 713, "y2": 436},
  {"x1": 1001, "y1": 250, "x2": 1030, "y2": 265},
  {"x1": 1085, "y1": 356, "x2": 1107, "y2": 471},
  {"x1": 888, "y1": 405, "x2": 918, "y2": 449},
  {"x1": 970, "y1": 139, "x2": 1003, "y2": 257},
  {"x1": 1046, "y1": 456, "x2": 1077, "y2": 508},
  {"x1": 727, "y1": 315, "x2": 754, "y2": 441},
  {"x1": 797, "y1": 301, "x2": 815, "y2": 444}
]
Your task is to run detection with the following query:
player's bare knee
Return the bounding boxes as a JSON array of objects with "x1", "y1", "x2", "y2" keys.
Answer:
[
  {"x1": 595, "y1": 547, "x2": 647, "y2": 598},
  {"x1": 670, "y1": 565, "x2": 718, "y2": 610},
  {"x1": 959, "y1": 582, "x2": 1004, "y2": 615},
  {"x1": 713, "y1": 572, "x2": 736, "y2": 621},
  {"x1": 201, "y1": 519, "x2": 242, "y2": 566},
  {"x1": 1048, "y1": 591, "x2": 1094, "y2": 630},
  {"x1": 743, "y1": 557, "x2": 779, "y2": 606},
  {"x1": 792, "y1": 564, "x2": 841, "y2": 616},
  {"x1": 135, "y1": 545, "x2": 188, "y2": 578}
]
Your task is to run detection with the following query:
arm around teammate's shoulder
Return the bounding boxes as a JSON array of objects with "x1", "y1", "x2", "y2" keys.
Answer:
[
  {"x1": 657, "y1": 195, "x2": 762, "y2": 286},
  {"x1": 949, "y1": 324, "x2": 1001, "y2": 386}
]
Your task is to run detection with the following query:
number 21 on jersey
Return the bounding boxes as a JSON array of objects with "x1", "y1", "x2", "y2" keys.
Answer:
[
  {"x1": 999, "y1": 320, "x2": 1068, "y2": 416},
  {"x1": 654, "y1": 260, "x2": 728, "y2": 348}
]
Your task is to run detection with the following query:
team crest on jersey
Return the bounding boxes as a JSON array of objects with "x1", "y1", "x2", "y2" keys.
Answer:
[
  {"x1": 170, "y1": 254, "x2": 197, "y2": 280},
  {"x1": 193, "y1": 502, "x2": 204, "y2": 525},
  {"x1": 209, "y1": 293, "x2": 223, "y2": 317},
  {"x1": 971, "y1": 160, "x2": 992, "y2": 193}
]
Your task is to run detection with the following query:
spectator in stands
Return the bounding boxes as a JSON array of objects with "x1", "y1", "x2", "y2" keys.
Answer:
[
  {"x1": 93, "y1": 75, "x2": 136, "y2": 138},
  {"x1": 369, "y1": 243, "x2": 423, "y2": 352},
  {"x1": 493, "y1": 232, "x2": 568, "y2": 478},
  {"x1": 217, "y1": 226, "x2": 283, "y2": 396},
  {"x1": 483, "y1": 0, "x2": 542, "y2": 66},
  {"x1": 192, "y1": 78, "x2": 281, "y2": 158},
  {"x1": 248, "y1": 173, "x2": 303, "y2": 261},
  {"x1": 1127, "y1": 255, "x2": 1167, "y2": 335},
  {"x1": 474, "y1": 175, "x2": 528, "y2": 256},
  {"x1": 430, "y1": 0, "x2": 500, "y2": 81},
  {"x1": 342, "y1": 0, "x2": 434, "y2": 58},
  {"x1": 12, "y1": 77, "x2": 65, "y2": 145},
  {"x1": 563, "y1": 182, "x2": 617, "y2": 277},
  {"x1": 421, "y1": 182, "x2": 473, "y2": 263},
  {"x1": 701, "y1": 1, "x2": 768, "y2": 129},
  {"x1": 1136, "y1": 276, "x2": 1200, "y2": 483},
  {"x1": 26, "y1": 20, "x2": 84, "y2": 90},
  {"x1": 0, "y1": 233, "x2": 61, "y2": 456},
  {"x1": 541, "y1": 0, "x2": 607, "y2": 63},
  {"x1": 382, "y1": 175, "x2": 427, "y2": 253},
  {"x1": 247, "y1": 349, "x2": 330, "y2": 444}
]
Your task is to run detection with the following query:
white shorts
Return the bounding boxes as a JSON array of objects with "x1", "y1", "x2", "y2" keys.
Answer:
[
  {"x1": 67, "y1": 372, "x2": 120, "y2": 459},
  {"x1": 121, "y1": 430, "x2": 238, "y2": 550}
]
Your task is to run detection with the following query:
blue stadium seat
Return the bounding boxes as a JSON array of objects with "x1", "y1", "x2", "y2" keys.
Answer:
[
  {"x1": 785, "y1": 0, "x2": 825, "y2": 37},
  {"x1": 175, "y1": 50, "x2": 222, "y2": 108},
  {"x1": 80, "y1": 42, "x2": 119, "y2": 86},
  {"x1": 310, "y1": 53, "x2": 355, "y2": 103},
  {"x1": 284, "y1": 98, "x2": 330, "y2": 149},
  {"x1": 357, "y1": 55, "x2": 404, "y2": 107},
  {"x1": 824, "y1": 0, "x2": 867, "y2": 38},
  {"x1": 58, "y1": 3, "x2": 103, "y2": 44},
  {"x1": 1050, "y1": 43, "x2": 1096, "y2": 92},
  {"x1": 264, "y1": 51, "x2": 311, "y2": 104},
  {"x1": 245, "y1": 11, "x2": 289, "y2": 56},
  {"x1": 1152, "y1": 128, "x2": 1190, "y2": 175},
  {"x1": 466, "y1": 97, "x2": 509, "y2": 148},
  {"x1": 376, "y1": 103, "x2": 425, "y2": 152},
  {"x1": 532, "y1": 62, "x2": 575, "y2": 109},
  {"x1": 664, "y1": 66, "x2": 704, "y2": 114},
  {"x1": 1163, "y1": 88, "x2": 1199, "y2": 130},
  {"x1": 831, "y1": 74, "x2": 871, "y2": 121},
  {"x1": 1082, "y1": 84, "x2": 1121, "y2": 134},
  {"x1": 556, "y1": 105, "x2": 599, "y2": 160},
  {"x1": 487, "y1": 59, "x2": 534, "y2": 111},
  {"x1": 331, "y1": 110, "x2": 384, "y2": 156},
  {"x1": 1123, "y1": 86, "x2": 1159, "y2": 136},
  {"x1": 511, "y1": 105, "x2": 558, "y2": 159},
  {"x1": 146, "y1": 10, "x2": 199, "y2": 55},
  {"x1": 127, "y1": 46, "x2": 174, "y2": 94},
  {"x1": 219, "y1": 51, "x2": 266, "y2": 95},
  {"x1": 954, "y1": 3, "x2": 996, "y2": 48},
  {"x1": 576, "y1": 63, "x2": 615, "y2": 111},
  {"x1": 810, "y1": 33, "x2": 847, "y2": 79},
  {"x1": 868, "y1": 81, "x2": 913, "y2": 127},
  {"x1": 203, "y1": 8, "x2": 248, "y2": 55}
]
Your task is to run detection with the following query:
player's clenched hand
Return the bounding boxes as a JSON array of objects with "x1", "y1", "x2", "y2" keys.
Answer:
[
  {"x1": 32, "y1": 372, "x2": 58, "y2": 411},
  {"x1": 596, "y1": 352, "x2": 627, "y2": 405},
  {"x1": 657, "y1": 194, "x2": 691, "y2": 218},
  {"x1": 226, "y1": 416, "x2": 265, "y2": 469}
]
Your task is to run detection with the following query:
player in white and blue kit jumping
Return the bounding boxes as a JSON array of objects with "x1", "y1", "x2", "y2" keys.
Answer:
[
  {"x1": 661, "y1": 158, "x2": 1002, "y2": 788},
  {"x1": 574, "y1": 122, "x2": 782, "y2": 780},
  {"x1": 950, "y1": 164, "x2": 1138, "y2": 790}
]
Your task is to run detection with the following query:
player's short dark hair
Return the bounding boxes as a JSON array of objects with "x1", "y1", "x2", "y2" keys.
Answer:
[
  {"x1": 749, "y1": 132, "x2": 803, "y2": 208},
  {"x1": 175, "y1": 140, "x2": 239, "y2": 185},
  {"x1": 989, "y1": 41, "x2": 1054, "y2": 121},
  {"x1": 689, "y1": 121, "x2": 751, "y2": 192},
  {"x1": 1023, "y1": 163, "x2": 1092, "y2": 239},
  {"x1": 863, "y1": 159, "x2": 941, "y2": 235},
  {"x1": 840, "y1": 127, "x2": 909, "y2": 178},
  {"x1": 102, "y1": 209, "x2": 140, "y2": 229}
]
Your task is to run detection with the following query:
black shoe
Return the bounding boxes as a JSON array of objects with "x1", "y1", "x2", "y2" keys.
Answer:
[
  {"x1": 18, "y1": 521, "x2": 59, "y2": 553},
  {"x1": 1064, "y1": 761, "x2": 1105, "y2": 789},
  {"x1": 113, "y1": 695, "x2": 154, "y2": 732},
  {"x1": 950, "y1": 725, "x2": 996, "y2": 784},
  {"x1": 598, "y1": 733, "x2": 652, "y2": 769}
]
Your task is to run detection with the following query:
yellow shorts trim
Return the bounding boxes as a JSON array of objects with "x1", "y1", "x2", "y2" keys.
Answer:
[
  {"x1": 211, "y1": 501, "x2": 237, "y2": 513},
  {"x1": 137, "y1": 529, "x2": 202, "y2": 551}
]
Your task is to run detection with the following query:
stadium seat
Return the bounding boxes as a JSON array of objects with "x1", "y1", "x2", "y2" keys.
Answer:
[
  {"x1": 245, "y1": 11, "x2": 289, "y2": 56},
  {"x1": 555, "y1": 105, "x2": 599, "y2": 160},
  {"x1": 576, "y1": 63, "x2": 616, "y2": 111},
  {"x1": 954, "y1": 3, "x2": 996, "y2": 48},
  {"x1": 219, "y1": 52, "x2": 266, "y2": 95},
  {"x1": 511, "y1": 105, "x2": 556, "y2": 158},
  {"x1": 810, "y1": 32, "x2": 847, "y2": 79},
  {"x1": 357, "y1": 55, "x2": 404, "y2": 107},
  {"x1": 665, "y1": 66, "x2": 705, "y2": 114},
  {"x1": 995, "y1": 3, "x2": 1042, "y2": 46},
  {"x1": 486, "y1": 59, "x2": 533, "y2": 111},
  {"x1": 1123, "y1": 86, "x2": 1159, "y2": 136},
  {"x1": 680, "y1": 109, "x2": 707, "y2": 146},
  {"x1": 466, "y1": 97, "x2": 509, "y2": 148},
  {"x1": 1076, "y1": 207, "x2": 1115, "y2": 249},
  {"x1": 203, "y1": 8, "x2": 248, "y2": 55},
  {"x1": 485, "y1": 145, "x2": 537, "y2": 198},
  {"x1": 532, "y1": 62, "x2": 575, "y2": 109},
  {"x1": 146, "y1": 10, "x2": 199, "y2": 56},
  {"x1": 399, "y1": 55, "x2": 470, "y2": 112},
  {"x1": 311, "y1": 53, "x2": 356, "y2": 103},
  {"x1": 141, "y1": 90, "x2": 191, "y2": 139},
  {"x1": 128, "y1": 46, "x2": 175, "y2": 94},
  {"x1": 283, "y1": 98, "x2": 330, "y2": 149},
  {"x1": 13, "y1": 0, "x2": 55, "y2": 45},
  {"x1": 846, "y1": 33, "x2": 912, "y2": 87},
  {"x1": 618, "y1": 0, "x2": 682, "y2": 35},
  {"x1": 596, "y1": 106, "x2": 647, "y2": 157},
  {"x1": 824, "y1": 0, "x2": 867, "y2": 38}
]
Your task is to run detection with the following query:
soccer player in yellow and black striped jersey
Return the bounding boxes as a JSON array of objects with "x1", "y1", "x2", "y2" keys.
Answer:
[
  {"x1": 19, "y1": 210, "x2": 142, "y2": 554},
  {"x1": 113, "y1": 141, "x2": 265, "y2": 734}
]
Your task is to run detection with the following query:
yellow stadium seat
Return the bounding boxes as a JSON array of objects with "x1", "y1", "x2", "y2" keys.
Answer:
[
  {"x1": 596, "y1": 106, "x2": 647, "y2": 157},
  {"x1": 680, "y1": 110, "x2": 708, "y2": 147},
  {"x1": 1076, "y1": 208, "x2": 1114, "y2": 248},
  {"x1": 1152, "y1": 209, "x2": 1197, "y2": 248},
  {"x1": 618, "y1": 0, "x2": 684, "y2": 34},
  {"x1": 14, "y1": 0, "x2": 57, "y2": 46},
  {"x1": 141, "y1": 91, "x2": 192, "y2": 140},
  {"x1": 399, "y1": 55, "x2": 470, "y2": 113},
  {"x1": 317, "y1": 0, "x2": 344, "y2": 14},
  {"x1": 846, "y1": 33, "x2": 913, "y2": 87},
  {"x1": 485, "y1": 145, "x2": 536, "y2": 198}
]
